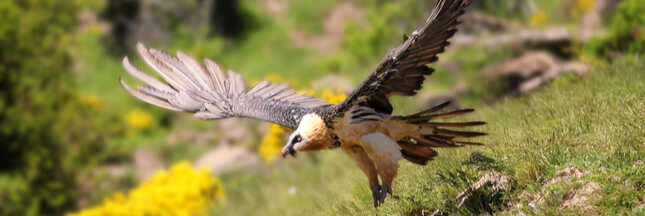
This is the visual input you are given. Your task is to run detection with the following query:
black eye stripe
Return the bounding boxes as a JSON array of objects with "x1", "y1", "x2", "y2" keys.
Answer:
[{"x1": 296, "y1": 135, "x2": 302, "y2": 142}]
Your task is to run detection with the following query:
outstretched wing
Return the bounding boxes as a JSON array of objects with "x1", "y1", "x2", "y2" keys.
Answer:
[
  {"x1": 120, "y1": 43, "x2": 330, "y2": 130},
  {"x1": 331, "y1": 0, "x2": 471, "y2": 119}
]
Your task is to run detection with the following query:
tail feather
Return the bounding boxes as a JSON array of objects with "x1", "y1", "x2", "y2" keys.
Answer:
[
  {"x1": 395, "y1": 102, "x2": 486, "y2": 165},
  {"x1": 433, "y1": 128, "x2": 487, "y2": 138},
  {"x1": 399, "y1": 141, "x2": 439, "y2": 165},
  {"x1": 406, "y1": 108, "x2": 474, "y2": 123},
  {"x1": 421, "y1": 121, "x2": 485, "y2": 128}
]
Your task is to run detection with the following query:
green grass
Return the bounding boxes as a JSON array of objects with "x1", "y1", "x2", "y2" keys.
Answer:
[{"x1": 213, "y1": 57, "x2": 645, "y2": 215}]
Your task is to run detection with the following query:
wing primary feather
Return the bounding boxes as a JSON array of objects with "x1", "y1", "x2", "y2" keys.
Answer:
[
  {"x1": 137, "y1": 86, "x2": 173, "y2": 100},
  {"x1": 122, "y1": 57, "x2": 177, "y2": 93},
  {"x1": 247, "y1": 81, "x2": 270, "y2": 96},
  {"x1": 136, "y1": 43, "x2": 188, "y2": 91},
  {"x1": 120, "y1": 78, "x2": 183, "y2": 111},
  {"x1": 230, "y1": 71, "x2": 247, "y2": 94},
  {"x1": 149, "y1": 48, "x2": 202, "y2": 90},
  {"x1": 177, "y1": 51, "x2": 215, "y2": 91},
  {"x1": 204, "y1": 58, "x2": 227, "y2": 92}
]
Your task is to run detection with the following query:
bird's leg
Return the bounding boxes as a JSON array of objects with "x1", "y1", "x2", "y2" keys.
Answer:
[
  {"x1": 342, "y1": 145, "x2": 381, "y2": 207},
  {"x1": 360, "y1": 132, "x2": 403, "y2": 205},
  {"x1": 371, "y1": 184, "x2": 381, "y2": 208}
]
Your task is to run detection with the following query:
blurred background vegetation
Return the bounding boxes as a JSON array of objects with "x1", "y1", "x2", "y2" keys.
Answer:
[{"x1": 0, "y1": 0, "x2": 643, "y2": 215}]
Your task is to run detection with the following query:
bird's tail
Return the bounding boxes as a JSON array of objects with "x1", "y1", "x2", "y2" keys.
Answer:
[{"x1": 394, "y1": 102, "x2": 486, "y2": 165}]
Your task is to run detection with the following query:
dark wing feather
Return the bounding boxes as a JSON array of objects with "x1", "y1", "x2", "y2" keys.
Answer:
[
  {"x1": 330, "y1": 0, "x2": 471, "y2": 118},
  {"x1": 120, "y1": 43, "x2": 329, "y2": 130}
]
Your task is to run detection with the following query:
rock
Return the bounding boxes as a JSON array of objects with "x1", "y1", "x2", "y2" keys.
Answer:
[
  {"x1": 218, "y1": 118, "x2": 253, "y2": 141},
  {"x1": 133, "y1": 147, "x2": 166, "y2": 180},
  {"x1": 483, "y1": 51, "x2": 564, "y2": 95},
  {"x1": 193, "y1": 143, "x2": 262, "y2": 175},
  {"x1": 456, "y1": 172, "x2": 512, "y2": 208},
  {"x1": 165, "y1": 129, "x2": 215, "y2": 147},
  {"x1": 560, "y1": 181, "x2": 602, "y2": 211}
]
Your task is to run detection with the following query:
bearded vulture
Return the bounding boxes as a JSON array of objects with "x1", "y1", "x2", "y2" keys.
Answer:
[{"x1": 120, "y1": 0, "x2": 484, "y2": 208}]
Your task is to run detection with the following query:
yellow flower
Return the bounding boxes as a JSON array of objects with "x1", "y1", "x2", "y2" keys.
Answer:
[
  {"x1": 80, "y1": 93, "x2": 101, "y2": 109},
  {"x1": 258, "y1": 124, "x2": 288, "y2": 164},
  {"x1": 571, "y1": 0, "x2": 595, "y2": 18},
  {"x1": 126, "y1": 109, "x2": 153, "y2": 131},
  {"x1": 68, "y1": 162, "x2": 225, "y2": 216},
  {"x1": 530, "y1": 9, "x2": 548, "y2": 27},
  {"x1": 90, "y1": 23, "x2": 102, "y2": 35},
  {"x1": 321, "y1": 89, "x2": 346, "y2": 104}
]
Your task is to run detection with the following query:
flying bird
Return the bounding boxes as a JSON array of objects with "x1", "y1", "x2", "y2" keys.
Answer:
[{"x1": 120, "y1": 0, "x2": 483, "y2": 208}]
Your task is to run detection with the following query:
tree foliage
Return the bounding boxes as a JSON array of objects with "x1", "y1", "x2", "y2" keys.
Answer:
[{"x1": 0, "y1": 1, "x2": 108, "y2": 215}]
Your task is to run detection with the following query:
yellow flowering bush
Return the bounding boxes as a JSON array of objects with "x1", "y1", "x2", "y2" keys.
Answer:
[
  {"x1": 125, "y1": 109, "x2": 154, "y2": 135},
  {"x1": 257, "y1": 89, "x2": 347, "y2": 163},
  {"x1": 258, "y1": 124, "x2": 289, "y2": 164},
  {"x1": 321, "y1": 89, "x2": 347, "y2": 104},
  {"x1": 68, "y1": 162, "x2": 225, "y2": 216},
  {"x1": 570, "y1": 0, "x2": 595, "y2": 19},
  {"x1": 530, "y1": 9, "x2": 548, "y2": 27}
]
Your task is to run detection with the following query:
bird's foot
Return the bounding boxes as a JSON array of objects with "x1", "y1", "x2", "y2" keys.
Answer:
[
  {"x1": 380, "y1": 183, "x2": 392, "y2": 204},
  {"x1": 371, "y1": 184, "x2": 393, "y2": 208}
]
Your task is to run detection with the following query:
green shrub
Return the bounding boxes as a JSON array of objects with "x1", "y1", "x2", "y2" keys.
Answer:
[
  {"x1": 0, "y1": 1, "x2": 114, "y2": 215},
  {"x1": 586, "y1": 0, "x2": 645, "y2": 57}
]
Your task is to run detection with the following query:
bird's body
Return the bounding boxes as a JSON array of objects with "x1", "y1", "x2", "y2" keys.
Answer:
[{"x1": 120, "y1": 0, "x2": 483, "y2": 207}]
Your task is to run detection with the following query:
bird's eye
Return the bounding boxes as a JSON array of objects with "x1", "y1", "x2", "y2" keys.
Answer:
[{"x1": 294, "y1": 135, "x2": 302, "y2": 143}]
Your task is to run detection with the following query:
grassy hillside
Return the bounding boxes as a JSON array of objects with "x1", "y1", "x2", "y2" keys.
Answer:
[{"x1": 213, "y1": 56, "x2": 645, "y2": 215}]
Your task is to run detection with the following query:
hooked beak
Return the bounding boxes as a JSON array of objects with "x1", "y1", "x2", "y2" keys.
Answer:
[{"x1": 281, "y1": 144, "x2": 296, "y2": 158}]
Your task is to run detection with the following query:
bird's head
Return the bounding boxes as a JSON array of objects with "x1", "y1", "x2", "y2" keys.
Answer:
[{"x1": 282, "y1": 113, "x2": 333, "y2": 158}]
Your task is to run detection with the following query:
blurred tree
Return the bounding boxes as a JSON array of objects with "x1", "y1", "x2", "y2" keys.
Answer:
[
  {"x1": 587, "y1": 0, "x2": 645, "y2": 57},
  {"x1": 0, "y1": 1, "x2": 108, "y2": 215},
  {"x1": 472, "y1": 0, "x2": 532, "y2": 20},
  {"x1": 100, "y1": 0, "x2": 258, "y2": 54}
]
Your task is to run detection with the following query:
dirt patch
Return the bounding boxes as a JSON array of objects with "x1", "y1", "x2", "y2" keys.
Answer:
[
  {"x1": 291, "y1": 2, "x2": 364, "y2": 52},
  {"x1": 524, "y1": 167, "x2": 602, "y2": 212},
  {"x1": 634, "y1": 195, "x2": 645, "y2": 212},
  {"x1": 456, "y1": 172, "x2": 512, "y2": 213},
  {"x1": 561, "y1": 181, "x2": 602, "y2": 211},
  {"x1": 193, "y1": 142, "x2": 262, "y2": 175},
  {"x1": 133, "y1": 147, "x2": 166, "y2": 180},
  {"x1": 544, "y1": 166, "x2": 584, "y2": 187},
  {"x1": 262, "y1": 0, "x2": 289, "y2": 20}
]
